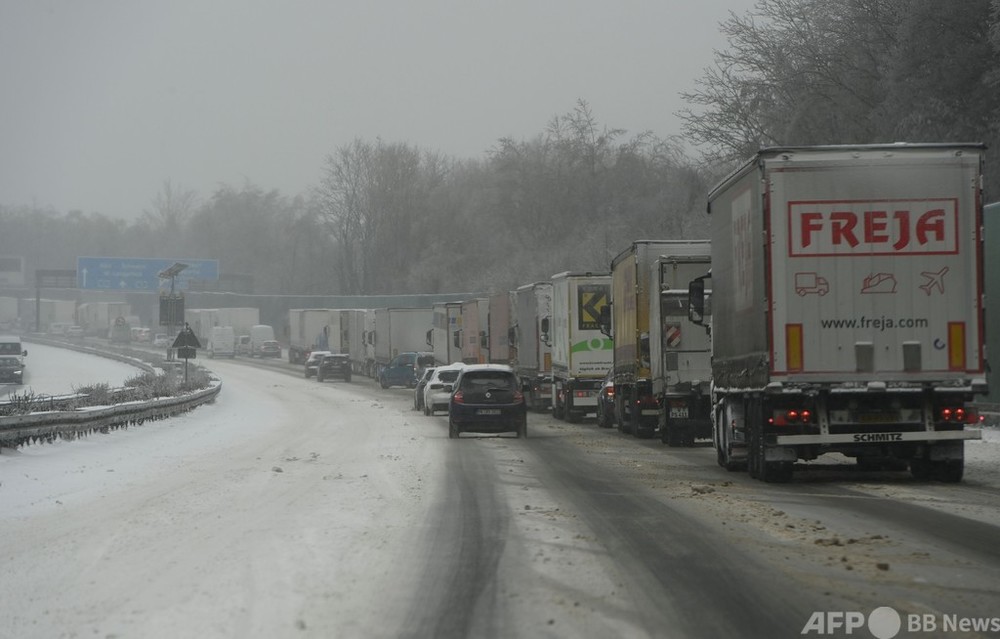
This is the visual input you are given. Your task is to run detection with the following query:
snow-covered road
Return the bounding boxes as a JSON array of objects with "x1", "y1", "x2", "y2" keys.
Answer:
[{"x1": 2, "y1": 349, "x2": 999, "y2": 639}]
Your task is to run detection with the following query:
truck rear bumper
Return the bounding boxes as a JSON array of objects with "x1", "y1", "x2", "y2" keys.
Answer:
[{"x1": 775, "y1": 430, "x2": 981, "y2": 445}]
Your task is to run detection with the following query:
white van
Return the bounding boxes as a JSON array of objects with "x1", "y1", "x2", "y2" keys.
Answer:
[
  {"x1": 249, "y1": 324, "x2": 276, "y2": 357},
  {"x1": 208, "y1": 325, "x2": 236, "y2": 358}
]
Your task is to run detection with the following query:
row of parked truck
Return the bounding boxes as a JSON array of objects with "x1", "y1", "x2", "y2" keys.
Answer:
[{"x1": 176, "y1": 144, "x2": 984, "y2": 484}]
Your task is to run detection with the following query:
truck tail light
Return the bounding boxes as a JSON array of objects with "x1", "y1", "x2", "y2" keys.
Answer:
[
  {"x1": 940, "y1": 406, "x2": 978, "y2": 424},
  {"x1": 771, "y1": 408, "x2": 813, "y2": 426}
]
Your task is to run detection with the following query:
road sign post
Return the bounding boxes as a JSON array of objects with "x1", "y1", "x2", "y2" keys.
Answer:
[{"x1": 171, "y1": 324, "x2": 202, "y2": 385}]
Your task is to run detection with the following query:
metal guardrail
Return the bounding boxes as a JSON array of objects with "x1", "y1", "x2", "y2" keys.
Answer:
[
  {"x1": 0, "y1": 335, "x2": 221, "y2": 449},
  {"x1": 0, "y1": 381, "x2": 221, "y2": 448}
]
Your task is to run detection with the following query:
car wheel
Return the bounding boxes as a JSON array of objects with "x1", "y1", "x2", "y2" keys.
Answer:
[
  {"x1": 448, "y1": 419, "x2": 459, "y2": 439},
  {"x1": 424, "y1": 405, "x2": 431, "y2": 416},
  {"x1": 317, "y1": 372, "x2": 324, "y2": 382},
  {"x1": 345, "y1": 373, "x2": 352, "y2": 382},
  {"x1": 516, "y1": 418, "x2": 527, "y2": 439},
  {"x1": 304, "y1": 370, "x2": 310, "y2": 378}
]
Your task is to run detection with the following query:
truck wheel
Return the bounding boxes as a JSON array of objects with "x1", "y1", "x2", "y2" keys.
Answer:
[{"x1": 566, "y1": 411, "x2": 581, "y2": 424}]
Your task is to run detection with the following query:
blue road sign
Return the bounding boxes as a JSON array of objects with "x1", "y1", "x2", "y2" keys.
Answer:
[{"x1": 76, "y1": 257, "x2": 219, "y2": 291}]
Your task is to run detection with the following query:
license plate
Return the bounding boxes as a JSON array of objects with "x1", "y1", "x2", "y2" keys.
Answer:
[
  {"x1": 670, "y1": 407, "x2": 689, "y2": 419},
  {"x1": 477, "y1": 408, "x2": 501, "y2": 415}
]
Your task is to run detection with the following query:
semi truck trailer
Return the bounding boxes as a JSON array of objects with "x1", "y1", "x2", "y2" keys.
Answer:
[{"x1": 691, "y1": 144, "x2": 985, "y2": 482}]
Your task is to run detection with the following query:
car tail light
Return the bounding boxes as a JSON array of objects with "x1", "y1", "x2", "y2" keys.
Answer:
[
  {"x1": 453, "y1": 390, "x2": 465, "y2": 404},
  {"x1": 513, "y1": 390, "x2": 524, "y2": 404}
]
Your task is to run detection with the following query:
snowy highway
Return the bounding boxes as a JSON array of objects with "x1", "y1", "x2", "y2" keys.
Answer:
[
  {"x1": 0, "y1": 341, "x2": 145, "y2": 400},
  {"x1": 2, "y1": 349, "x2": 1000, "y2": 638}
]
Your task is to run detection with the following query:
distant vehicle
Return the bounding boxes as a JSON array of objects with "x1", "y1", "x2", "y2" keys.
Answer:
[
  {"x1": 236, "y1": 335, "x2": 252, "y2": 356},
  {"x1": 257, "y1": 340, "x2": 282, "y2": 358},
  {"x1": 0, "y1": 336, "x2": 26, "y2": 383},
  {"x1": 595, "y1": 368, "x2": 615, "y2": 429},
  {"x1": 423, "y1": 363, "x2": 465, "y2": 416},
  {"x1": 249, "y1": 325, "x2": 276, "y2": 357},
  {"x1": 48, "y1": 322, "x2": 73, "y2": 336},
  {"x1": 304, "y1": 350, "x2": 331, "y2": 378},
  {"x1": 414, "y1": 366, "x2": 437, "y2": 411},
  {"x1": 66, "y1": 326, "x2": 85, "y2": 339},
  {"x1": 316, "y1": 353, "x2": 352, "y2": 383},
  {"x1": 208, "y1": 326, "x2": 236, "y2": 358},
  {"x1": 152, "y1": 333, "x2": 171, "y2": 348},
  {"x1": 0, "y1": 355, "x2": 24, "y2": 384},
  {"x1": 447, "y1": 364, "x2": 527, "y2": 439},
  {"x1": 378, "y1": 351, "x2": 435, "y2": 389}
]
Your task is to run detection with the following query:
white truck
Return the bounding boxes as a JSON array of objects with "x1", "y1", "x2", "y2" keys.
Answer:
[
  {"x1": 345, "y1": 309, "x2": 375, "y2": 375},
  {"x1": 691, "y1": 143, "x2": 986, "y2": 482},
  {"x1": 77, "y1": 301, "x2": 131, "y2": 337},
  {"x1": 372, "y1": 307, "x2": 433, "y2": 386},
  {"x1": 459, "y1": 298, "x2": 490, "y2": 364},
  {"x1": 513, "y1": 282, "x2": 553, "y2": 411},
  {"x1": 549, "y1": 272, "x2": 612, "y2": 423},
  {"x1": 288, "y1": 309, "x2": 344, "y2": 364},
  {"x1": 208, "y1": 325, "x2": 236, "y2": 358},
  {"x1": 249, "y1": 324, "x2": 276, "y2": 357},
  {"x1": 487, "y1": 292, "x2": 512, "y2": 365},
  {"x1": 428, "y1": 302, "x2": 463, "y2": 366}
]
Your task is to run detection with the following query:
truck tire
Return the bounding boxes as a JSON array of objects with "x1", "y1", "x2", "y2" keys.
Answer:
[{"x1": 933, "y1": 459, "x2": 964, "y2": 483}]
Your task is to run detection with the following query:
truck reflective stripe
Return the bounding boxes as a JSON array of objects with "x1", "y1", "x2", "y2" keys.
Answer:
[
  {"x1": 948, "y1": 321, "x2": 966, "y2": 370},
  {"x1": 786, "y1": 323, "x2": 804, "y2": 371}
]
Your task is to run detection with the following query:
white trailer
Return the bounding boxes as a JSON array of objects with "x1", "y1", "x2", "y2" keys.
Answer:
[
  {"x1": 487, "y1": 292, "x2": 512, "y2": 365},
  {"x1": 695, "y1": 144, "x2": 985, "y2": 482},
  {"x1": 550, "y1": 272, "x2": 612, "y2": 422},
  {"x1": 214, "y1": 308, "x2": 259, "y2": 341},
  {"x1": 76, "y1": 301, "x2": 130, "y2": 337},
  {"x1": 288, "y1": 309, "x2": 343, "y2": 364},
  {"x1": 460, "y1": 298, "x2": 490, "y2": 364},
  {"x1": 513, "y1": 282, "x2": 553, "y2": 411},
  {"x1": 429, "y1": 302, "x2": 463, "y2": 366}
]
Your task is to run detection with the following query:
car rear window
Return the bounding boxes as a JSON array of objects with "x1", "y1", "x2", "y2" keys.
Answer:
[
  {"x1": 461, "y1": 372, "x2": 516, "y2": 391},
  {"x1": 438, "y1": 370, "x2": 461, "y2": 383}
]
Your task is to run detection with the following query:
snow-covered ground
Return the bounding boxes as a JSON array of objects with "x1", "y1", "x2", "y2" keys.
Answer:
[
  {"x1": 1, "y1": 348, "x2": 998, "y2": 638},
  {"x1": 1, "y1": 341, "x2": 144, "y2": 399}
]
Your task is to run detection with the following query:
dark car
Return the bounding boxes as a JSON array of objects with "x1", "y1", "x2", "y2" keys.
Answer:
[
  {"x1": 448, "y1": 364, "x2": 527, "y2": 439},
  {"x1": 316, "y1": 353, "x2": 352, "y2": 382},
  {"x1": 595, "y1": 368, "x2": 616, "y2": 429},
  {"x1": 0, "y1": 355, "x2": 24, "y2": 384},
  {"x1": 304, "y1": 350, "x2": 332, "y2": 378},
  {"x1": 258, "y1": 340, "x2": 282, "y2": 358}
]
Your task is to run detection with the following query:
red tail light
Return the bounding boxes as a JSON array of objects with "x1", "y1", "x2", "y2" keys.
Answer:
[
  {"x1": 940, "y1": 406, "x2": 979, "y2": 424},
  {"x1": 513, "y1": 390, "x2": 524, "y2": 404},
  {"x1": 453, "y1": 390, "x2": 465, "y2": 404}
]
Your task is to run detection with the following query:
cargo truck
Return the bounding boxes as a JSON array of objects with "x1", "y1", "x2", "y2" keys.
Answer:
[
  {"x1": 513, "y1": 282, "x2": 553, "y2": 411},
  {"x1": 690, "y1": 144, "x2": 985, "y2": 482},
  {"x1": 345, "y1": 309, "x2": 374, "y2": 375},
  {"x1": 288, "y1": 309, "x2": 344, "y2": 364},
  {"x1": 460, "y1": 298, "x2": 490, "y2": 364},
  {"x1": 605, "y1": 241, "x2": 712, "y2": 440},
  {"x1": 487, "y1": 292, "x2": 513, "y2": 365},
  {"x1": 428, "y1": 302, "x2": 463, "y2": 366},
  {"x1": 550, "y1": 272, "x2": 612, "y2": 423},
  {"x1": 373, "y1": 307, "x2": 434, "y2": 387}
]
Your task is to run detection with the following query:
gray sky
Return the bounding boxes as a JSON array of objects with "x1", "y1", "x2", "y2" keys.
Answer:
[{"x1": 1, "y1": 0, "x2": 753, "y2": 221}]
